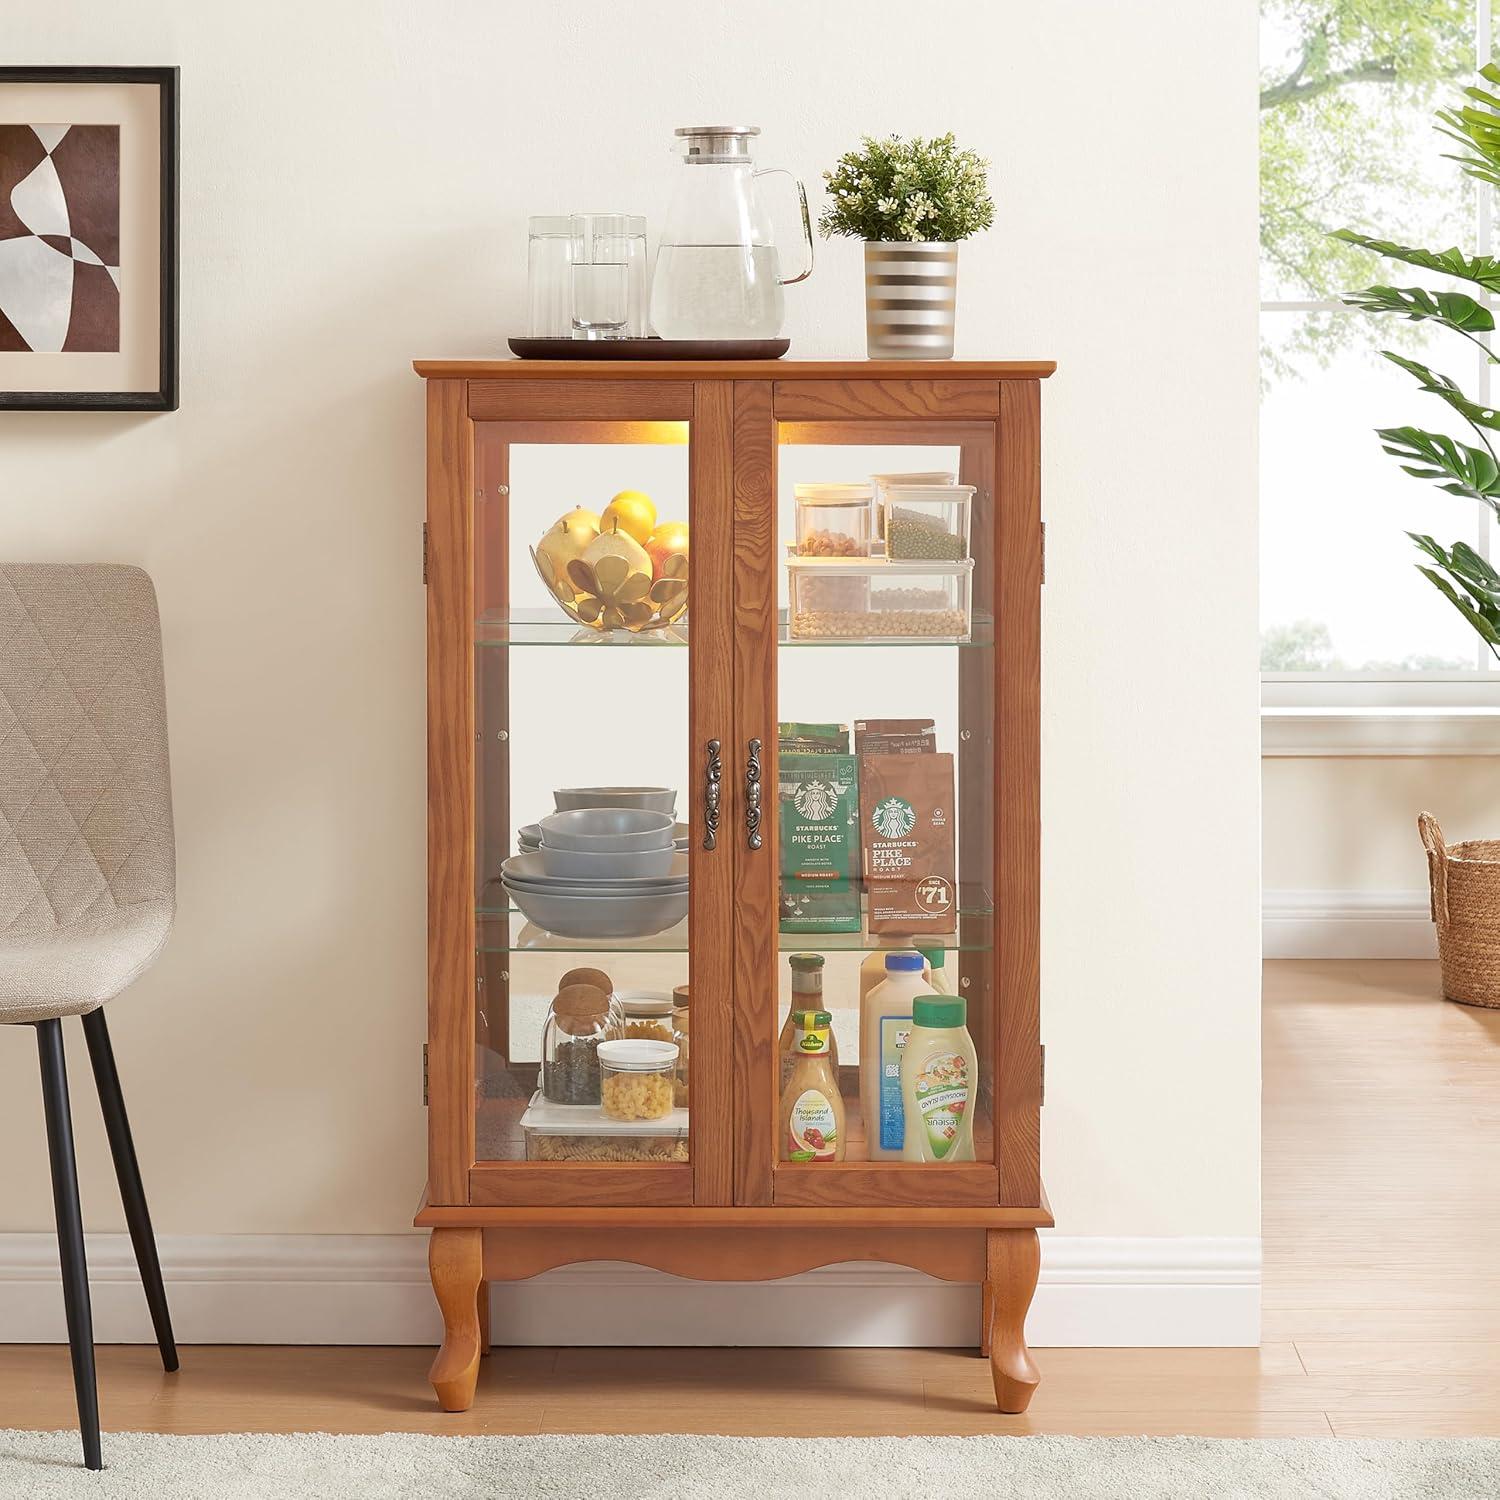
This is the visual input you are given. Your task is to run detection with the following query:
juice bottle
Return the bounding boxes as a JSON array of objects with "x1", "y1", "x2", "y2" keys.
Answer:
[
  {"x1": 915, "y1": 943, "x2": 951, "y2": 994},
  {"x1": 860, "y1": 952, "x2": 927, "y2": 1160},
  {"x1": 900, "y1": 995, "x2": 978, "y2": 1162},
  {"x1": 779, "y1": 1008, "x2": 845, "y2": 1162},
  {"x1": 779, "y1": 953, "x2": 837, "y2": 1091},
  {"x1": 858, "y1": 939, "x2": 931, "y2": 1007}
]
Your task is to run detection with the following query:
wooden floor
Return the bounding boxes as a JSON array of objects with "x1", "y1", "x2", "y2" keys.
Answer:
[{"x1": 6, "y1": 959, "x2": 1499, "y2": 1438}]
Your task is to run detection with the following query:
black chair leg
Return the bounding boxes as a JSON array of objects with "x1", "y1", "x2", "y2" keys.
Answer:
[
  {"x1": 36, "y1": 1018, "x2": 102, "y2": 1472},
  {"x1": 81, "y1": 1008, "x2": 178, "y2": 1373}
]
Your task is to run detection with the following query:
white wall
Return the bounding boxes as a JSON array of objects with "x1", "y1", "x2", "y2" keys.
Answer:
[
  {"x1": 0, "y1": 0, "x2": 1261, "y2": 1335},
  {"x1": 1264, "y1": 759, "x2": 1500, "y2": 892},
  {"x1": 1263, "y1": 757, "x2": 1500, "y2": 958}
]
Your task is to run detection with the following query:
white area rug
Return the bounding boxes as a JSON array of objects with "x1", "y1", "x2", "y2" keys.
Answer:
[{"x1": 3, "y1": 1431, "x2": 1500, "y2": 1499}]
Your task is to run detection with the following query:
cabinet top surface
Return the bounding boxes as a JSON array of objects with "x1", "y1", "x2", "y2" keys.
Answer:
[{"x1": 413, "y1": 357, "x2": 1056, "y2": 381}]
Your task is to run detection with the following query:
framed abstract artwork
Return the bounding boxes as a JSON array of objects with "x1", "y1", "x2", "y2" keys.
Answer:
[{"x1": 0, "y1": 67, "x2": 178, "y2": 411}]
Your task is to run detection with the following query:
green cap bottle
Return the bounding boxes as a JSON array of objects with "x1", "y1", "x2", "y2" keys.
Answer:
[
  {"x1": 792, "y1": 1009, "x2": 833, "y2": 1053},
  {"x1": 911, "y1": 995, "x2": 965, "y2": 1029},
  {"x1": 915, "y1": 943, "x2": 945, "y2": 972}
]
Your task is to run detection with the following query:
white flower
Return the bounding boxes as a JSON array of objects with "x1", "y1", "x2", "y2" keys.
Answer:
[{"x1": 876, "y1": 196, "x2": 898, "y2": 215}]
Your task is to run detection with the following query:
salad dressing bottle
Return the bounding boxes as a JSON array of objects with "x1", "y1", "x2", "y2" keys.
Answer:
[
  {"x1": 779, "y1": 953, "x2": 837, "y2": 1091},
  {"x1": 779, "y1": 1008, "x2": 845, "y2": 1162},
  {"x1": 900, "y1": 996, "x2": 978, "y2": 1163}
]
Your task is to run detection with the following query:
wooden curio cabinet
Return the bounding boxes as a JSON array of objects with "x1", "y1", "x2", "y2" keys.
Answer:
[{"x1": 415, "y1": 359, "x2": 1053, "y2": 1413}]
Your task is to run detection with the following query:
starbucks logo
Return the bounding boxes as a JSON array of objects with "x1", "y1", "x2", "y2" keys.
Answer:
[
  {"x1": 793, "y1": 780, "x2": 841, "y2": 821},
  {"x1": 872, "y1": 796, "x2": 917, "y2": 840}
]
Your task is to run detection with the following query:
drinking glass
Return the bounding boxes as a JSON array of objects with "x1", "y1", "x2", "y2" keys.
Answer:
[
  {"x1": 527, "y1": 217, "x2": 574, "y2": 337},
  {"x1": 571, "y1": 214, "x2": 646, "y2": 339}
]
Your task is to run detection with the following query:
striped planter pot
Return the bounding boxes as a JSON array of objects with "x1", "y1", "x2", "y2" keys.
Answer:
[{"x1": 863, "y1": 241, "x2": 959, "y2": 360}]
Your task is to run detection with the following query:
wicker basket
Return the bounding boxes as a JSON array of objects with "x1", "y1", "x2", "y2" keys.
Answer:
[{"x1": 1419, "y1": 812, "x2": 1500, "y2": 1008}]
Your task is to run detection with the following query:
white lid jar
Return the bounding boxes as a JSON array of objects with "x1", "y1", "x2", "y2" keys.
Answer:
[
  {"x1": 793, "y1": 483, "x2": 874, "y2": 558},
  {"x1": 598, "y1": 1039, "x2": 680, "y2": 1121}
]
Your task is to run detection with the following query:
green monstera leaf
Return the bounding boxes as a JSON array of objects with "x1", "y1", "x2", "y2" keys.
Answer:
[
  {"x1": 1331, "y1": 232, "x2": 1500, "y2": 293},
  {"x1": 1376, "y1": 427, "x2": 1500, "y2": 507},
  {"x1": 1342, "y1": 286, "x2": 1496, "y2": 353},
  {"x1": 1382, "y1": 353, "x2": 1500, "y2": 433},
  {"x1": 1409, "y1": 534, "x2": 1500, "y2": 647},
  {"x1": 1436, "y1": 61, "x2": 1500, "y2": 190}
]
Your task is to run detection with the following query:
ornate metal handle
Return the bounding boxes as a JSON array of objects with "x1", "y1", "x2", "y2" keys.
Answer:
[
  {"x1": 703, "y1": 739, "x2": 722, "y2": 851},
  {"x1": 745, "y1": 738, "x2": 763, "y2": 851}
]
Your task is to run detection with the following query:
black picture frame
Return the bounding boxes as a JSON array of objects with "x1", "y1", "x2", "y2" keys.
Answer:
[{"x1": 0, "y1": 65, "x2": 178, "y2": 412}]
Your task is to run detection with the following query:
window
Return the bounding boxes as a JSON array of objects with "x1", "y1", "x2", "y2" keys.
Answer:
[{"x1": 1260, "y1": 0, "x2": 1500, "y2": 706}]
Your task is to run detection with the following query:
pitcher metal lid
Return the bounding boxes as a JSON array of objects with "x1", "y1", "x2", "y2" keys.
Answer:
[{"x1": 675, "y1": 125, "x2": 760, "y2": 162}]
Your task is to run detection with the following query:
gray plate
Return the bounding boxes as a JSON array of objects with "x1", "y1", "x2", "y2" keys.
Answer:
[
  {"x1": 518, "y1": 821, "x2": 689, "y2": 851},
  {"x1": 503, "y1": 883, "x2": 689, "y2": 940},
  {"x1": 501, "y1": 853, "x2": 689, "y2": 894},
  {"x1": 538, "y1": 808, "x2": 676, "y2": 852}
]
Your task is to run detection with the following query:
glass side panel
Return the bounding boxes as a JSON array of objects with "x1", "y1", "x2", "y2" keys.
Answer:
[
  {"x1": 771, "y1": 427, "x2": 995, "y2": 1169},
  {"x1": 473, "y1": 424, "x2": 691, "y2": 1166}
]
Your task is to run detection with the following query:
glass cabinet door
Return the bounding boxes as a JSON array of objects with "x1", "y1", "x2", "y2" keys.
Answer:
[
  {"x1": 460, "y1": 392, "x2": 734, "y2": 1207},
  {"x1": 733, "y1": 407, "x2": 1010, "y2": 1208}
]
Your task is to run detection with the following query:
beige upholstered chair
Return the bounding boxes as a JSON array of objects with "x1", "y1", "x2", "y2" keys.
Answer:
[{"x1": 0, "y1": 564, "x2": 179, "y2": 1471}]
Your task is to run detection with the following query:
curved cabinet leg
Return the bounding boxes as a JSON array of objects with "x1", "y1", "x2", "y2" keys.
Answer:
[
  {"x1": 428, "y1": 1228, "x2": 483, "y2": 1412},
  {"x1": 478, "y1": 1278, "x2": 491, "y2": 1357},
  {"x1": 987, "y1": 1228, "x2": 1041, "y2": 1413},
  {"x1": 980, "y1": 1280, "x2": 994, "y2": 1358}
]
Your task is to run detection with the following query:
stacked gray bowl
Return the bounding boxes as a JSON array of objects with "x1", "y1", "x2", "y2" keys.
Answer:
[{"x1": 502, "y1": 789, "x2": 686, "y2": 939}]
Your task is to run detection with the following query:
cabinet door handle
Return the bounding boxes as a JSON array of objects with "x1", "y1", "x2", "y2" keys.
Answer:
[
  {"x1": 745, "y1": 738, "x2": 763, "y2": 851},
  {"x1": 703, "y1": 739, "x2": 722, "y2": 851}
]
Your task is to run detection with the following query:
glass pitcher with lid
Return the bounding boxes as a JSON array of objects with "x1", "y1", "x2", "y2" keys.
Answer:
[{"x1": 649, "y1": 126, "x2": 813, "y2": 341}]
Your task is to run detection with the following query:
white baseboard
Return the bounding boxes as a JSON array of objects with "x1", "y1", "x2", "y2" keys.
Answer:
[
  {"x1": 1262, "y1": 888, "x2": 1436, "y2": 959},
  {"x1": 0, "y1": 1233, "x2": 1260, "y2": 1348}
]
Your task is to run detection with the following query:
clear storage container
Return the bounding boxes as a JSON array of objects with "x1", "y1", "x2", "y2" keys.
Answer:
[
  {"x1": 519, "y1": 1092, "x2": 689, "y2": 1162},
  {"x1": 540, "y1": 984, "x2": 613, "y2": 1105},
  {"x1": 881, "y1": 484, "x2": 974, "y2": 561},
  {"x1": 786, "y1": 557, "x2": 974, "y2": 641},
  {"x1": 616, "y1": 990, "x2": 676, "y2": 1043},
  {"x1": 869, "y1": 471, "x2": 956, "y2": 541},
  {"x1": 671, "y1": 984, "x2": 691, "y2": 1107},
  {"x1": 793, "y1": 483, "x2": 874, "y2": 557},
  {"x1": 599, "y1": 1038, "x2": 679, "y2": 1121}
]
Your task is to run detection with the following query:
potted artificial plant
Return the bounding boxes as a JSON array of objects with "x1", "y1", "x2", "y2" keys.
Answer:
[
  {"x1": 1340, "y1": 62, "x2": 1500, "y2": 1008},
  {"x1": 820, "y1": 133, "x2": 994, "y2": 360}
]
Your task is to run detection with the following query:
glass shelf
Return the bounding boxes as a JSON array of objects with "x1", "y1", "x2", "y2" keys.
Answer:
[
  {"x1": 476, "y1": 611, "x2": 687, "y2": 648},
  {"x1": 477, "y1": 885, "x2": 995, "y2": 954},
  {"x1": 475, "y1": 610, "x2": 994, "y2": 649},
  {"x1": 777, "y1": 614, "x2": 993, "y2": 649}
]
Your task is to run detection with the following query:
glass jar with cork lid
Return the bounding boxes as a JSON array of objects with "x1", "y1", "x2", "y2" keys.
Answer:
[{"x1": 541, "y1": 983, "x2": 613, "y2": 1105}]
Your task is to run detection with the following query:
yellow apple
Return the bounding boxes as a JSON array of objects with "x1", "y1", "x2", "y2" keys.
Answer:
[
  {"x1": 536, "y1": 507, "x2": 600, "y2": 576},
  {"x1": 644, "y1": 520, "x2": 690, "y2": 578},
  {"x1": 600, "y1": 490, "x2": 657, "y2": 545},
  {"x1": 580, "y1": 518, "x2": 652, "y2": 579}
]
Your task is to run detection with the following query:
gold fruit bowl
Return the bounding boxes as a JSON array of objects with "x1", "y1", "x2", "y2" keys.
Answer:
[{"x1": 531, "y1": 546, "x2": 689, "y2": 634}]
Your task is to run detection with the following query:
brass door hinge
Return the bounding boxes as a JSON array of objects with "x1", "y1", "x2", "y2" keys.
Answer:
[
  {"x1": 1040, "y1": 521, "x2": 1046, "y2": 585},
  {"x1": 422, "y1": 523, "x2": 429, "y2": 585},
  {"x1": 422, "y1": 1042, "x2": 429, "y2": 1106}
]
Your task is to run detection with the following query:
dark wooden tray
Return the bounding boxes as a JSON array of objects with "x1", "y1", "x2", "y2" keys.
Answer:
[{"x1": 508, "y1": 336, "x2": 790, "y2": 361}]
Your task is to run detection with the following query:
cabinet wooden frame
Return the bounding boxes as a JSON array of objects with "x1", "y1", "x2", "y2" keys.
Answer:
[{"x1": 418, "y1": 358, "x2": 1054, "y2": 1413}]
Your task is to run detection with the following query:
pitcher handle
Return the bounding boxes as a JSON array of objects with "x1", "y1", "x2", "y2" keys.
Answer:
[{"x1": 754, "y1": 168, "x2": 815, "y2": 285}]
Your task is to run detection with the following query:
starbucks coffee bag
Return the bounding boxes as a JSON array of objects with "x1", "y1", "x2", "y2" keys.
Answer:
[
  {"x1": 778, "y1": 753, "x2": 861, "y2": 933},
  {"x1": 860, "y1": 752, "x2": 958, "y2": 935}
]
